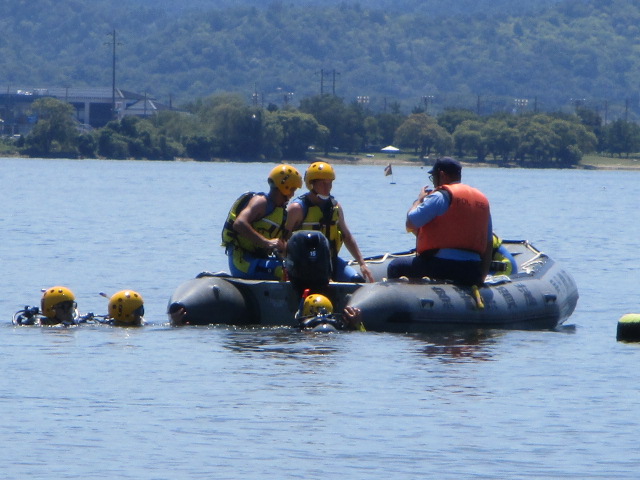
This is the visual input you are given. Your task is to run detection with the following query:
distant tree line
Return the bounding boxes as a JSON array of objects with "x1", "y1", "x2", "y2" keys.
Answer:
[{"x1": 6, "y1": 93, "x2": 640, "y2": 167}]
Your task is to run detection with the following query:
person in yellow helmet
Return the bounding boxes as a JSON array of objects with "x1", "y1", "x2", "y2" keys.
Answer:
[
  {"x1": 222, "y1": 164, "x2": 303, "y2": 280},
  {"x1": 296, "y1": 292, "x2": 365, "y2": 332},
  {"x1": 285, "y1": 161, "x2": 374, "y2": 283},
  {"x1": 13, "y1": 288, "x2": 146, "y2": 327},
  {"x1": 107, "y1": 290, "x2": 145, "y2": 327},
  {"x1": 13, "y1": 286, "x2": 79, "y2": 326}
]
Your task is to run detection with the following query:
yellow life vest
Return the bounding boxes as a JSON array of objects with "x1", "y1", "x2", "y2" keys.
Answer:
[
  {"x1": 491, "y1": 233, "x2": 513, "y2": 275},
  {"x1": 297, "y1": 193, "x2": 343, "y2": 256},
  {"x1": 221, "y1": 192, "x2": 287, "y2": 257}
]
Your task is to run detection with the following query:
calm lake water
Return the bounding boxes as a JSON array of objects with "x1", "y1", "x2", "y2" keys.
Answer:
[{"x1": 1, "y1": 157, "x2": 639, "y2": 479}]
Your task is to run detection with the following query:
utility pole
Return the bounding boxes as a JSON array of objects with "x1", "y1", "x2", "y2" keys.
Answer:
[
  {"x1": 331, "y1": 69, "x2": 340, "y2": 95},
  {"x1": 316, "y1": 69, "x2": 325, "y2": 95},
  {"x1": 105, "y1": 30, "x2": 122, "y2": 120},
  {"x1": 625, "y1": 98, "x2": 629, "y2": 122}
]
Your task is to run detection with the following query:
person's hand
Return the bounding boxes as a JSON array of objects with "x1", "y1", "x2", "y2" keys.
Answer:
[
  {"x1": 343, "y1": 306, "x2": 362, "y2": 328},
  {"x1": 169, "y1": 306, "x2": 188, "y2": 326},
  {"x1": 275, "y1": 238, "x2": 286, "y2": 253},
  {"x1": 418, "y1": 186, "x2": 433, "y2": 201},
  {"x1": 265, "y1": 238, "x2": 285, "y2": 255},
  {"x1": 360, "y1": 263, "x2": 375, "y2": 283}
]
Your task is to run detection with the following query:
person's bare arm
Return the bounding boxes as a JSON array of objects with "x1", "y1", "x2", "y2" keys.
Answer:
[
  {"x1": 234, "y1": 196, "x2": 284, "y2": 253},
  {"x1": 284, "y1": 201, "x2": 304, "y2": 239}
]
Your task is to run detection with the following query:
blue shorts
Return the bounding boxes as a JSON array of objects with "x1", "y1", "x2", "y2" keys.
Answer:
[
  {"x1": 333, "y1": 256, "x2": 364, "y2": 283},
  {"x1": 387, "y1": 253, "x2": 483, "y2": 286},
  {"x1": 227, "y1": 248, "x2": 283, "y2": 281}
]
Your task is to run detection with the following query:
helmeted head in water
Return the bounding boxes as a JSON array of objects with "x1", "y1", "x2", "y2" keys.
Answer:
[
  {"x1": 303, "y1": 294, "x2": 333, "y2": 317},
  {"x1": 108, "y1": 290, "x2": 144, "y2": 326},
  {"x1": 41, "y1": 286, "x2": 77, "y2": 323}
]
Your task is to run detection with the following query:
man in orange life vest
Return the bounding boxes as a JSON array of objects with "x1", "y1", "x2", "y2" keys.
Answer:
[{"x1": 387, "y1": 157, "x2": 493, "y2": 286}]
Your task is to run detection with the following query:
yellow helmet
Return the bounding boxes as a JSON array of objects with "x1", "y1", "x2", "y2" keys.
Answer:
[
  {"x1": 303, "y1": 294, "x2": 333, "y2": 317},
  {"x1": 41, "y1": 286, "x2": 76, "y2": 319},
  {"x1": 268, "y1": 164, "x2": 302, "y2": 196},
  {"x1": 108, "y1": 290, "x2": 144, "y2": 324},
  {"x1": 305, "y1": 162, "x2": 335, "y2": 190}
]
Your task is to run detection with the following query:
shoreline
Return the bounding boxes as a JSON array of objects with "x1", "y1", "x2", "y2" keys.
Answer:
[
  {"x1": 308, "y1": 154, "x2": 640, "y2": 170},
  {"x1": 5, "y1": 153, "x2": 640, "y2": 170}
]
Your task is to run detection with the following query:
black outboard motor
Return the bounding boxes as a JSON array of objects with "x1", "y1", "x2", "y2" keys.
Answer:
[{"x1": 285, "y1": 230, "x2": 332, "y2": 296}]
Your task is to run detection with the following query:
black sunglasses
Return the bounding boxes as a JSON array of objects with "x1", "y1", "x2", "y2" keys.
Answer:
[{"x1": 54, "y1": 301, "x2": 76, "y2": 311}]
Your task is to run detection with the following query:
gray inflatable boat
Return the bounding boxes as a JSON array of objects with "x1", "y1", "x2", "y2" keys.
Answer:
[
  {"x1": 347, "y1": 240, "x2": 578, "y2": 332},
  {"x1": 167, "y1": 232, "x2": 578, "y2": 332}
]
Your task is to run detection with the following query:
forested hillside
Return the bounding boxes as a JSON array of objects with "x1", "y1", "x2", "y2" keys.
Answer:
[
  {"x1": 2, "y1": 0, "x2": 639, "y2": 119},
  {"x1": 139, "y1": 0, "x2": 563, "y2": 16}
]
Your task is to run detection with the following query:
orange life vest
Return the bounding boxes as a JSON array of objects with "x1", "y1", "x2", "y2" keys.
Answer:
[{"x1": 416, "y1": 183, "x2": 490, "y2": 255}]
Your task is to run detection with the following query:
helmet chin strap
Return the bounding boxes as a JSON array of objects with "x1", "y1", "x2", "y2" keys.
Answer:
[{"x1": 312, "y1": 189, "x2": 330, "y2": 201}]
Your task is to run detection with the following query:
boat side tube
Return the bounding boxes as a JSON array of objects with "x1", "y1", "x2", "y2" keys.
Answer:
[
  {"x1": 346, "y1": 253, "x2": 578, "y2": 333},
  {"x1": 167, "y1": 274, "x2": 250, "y2": 326},
  {"x1": 167, "y1": 273, "x2": 364, "y2": 327}
]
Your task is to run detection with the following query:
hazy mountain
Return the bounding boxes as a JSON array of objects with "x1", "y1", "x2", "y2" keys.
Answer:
[
  {"x1": 134, "y1": 0, "x2": 564, "y2": 16},
  {"x1": 1, "y1": 0, "x2": 637, "y2": 118}
]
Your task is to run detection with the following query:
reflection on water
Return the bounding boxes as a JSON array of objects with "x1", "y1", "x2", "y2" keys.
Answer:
[
  {"x1": 219, "y1": 324, "x2": 505, "y2": 364},
  {"x1": 411, "y1": 329, "x2": 502, "y2": 362},
  {"x1": 220, "y1": 326, "x2": 341, "y2": 358},
  {"x1": 555, "y1": 323, "x2": 577, "y2": 333}
]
